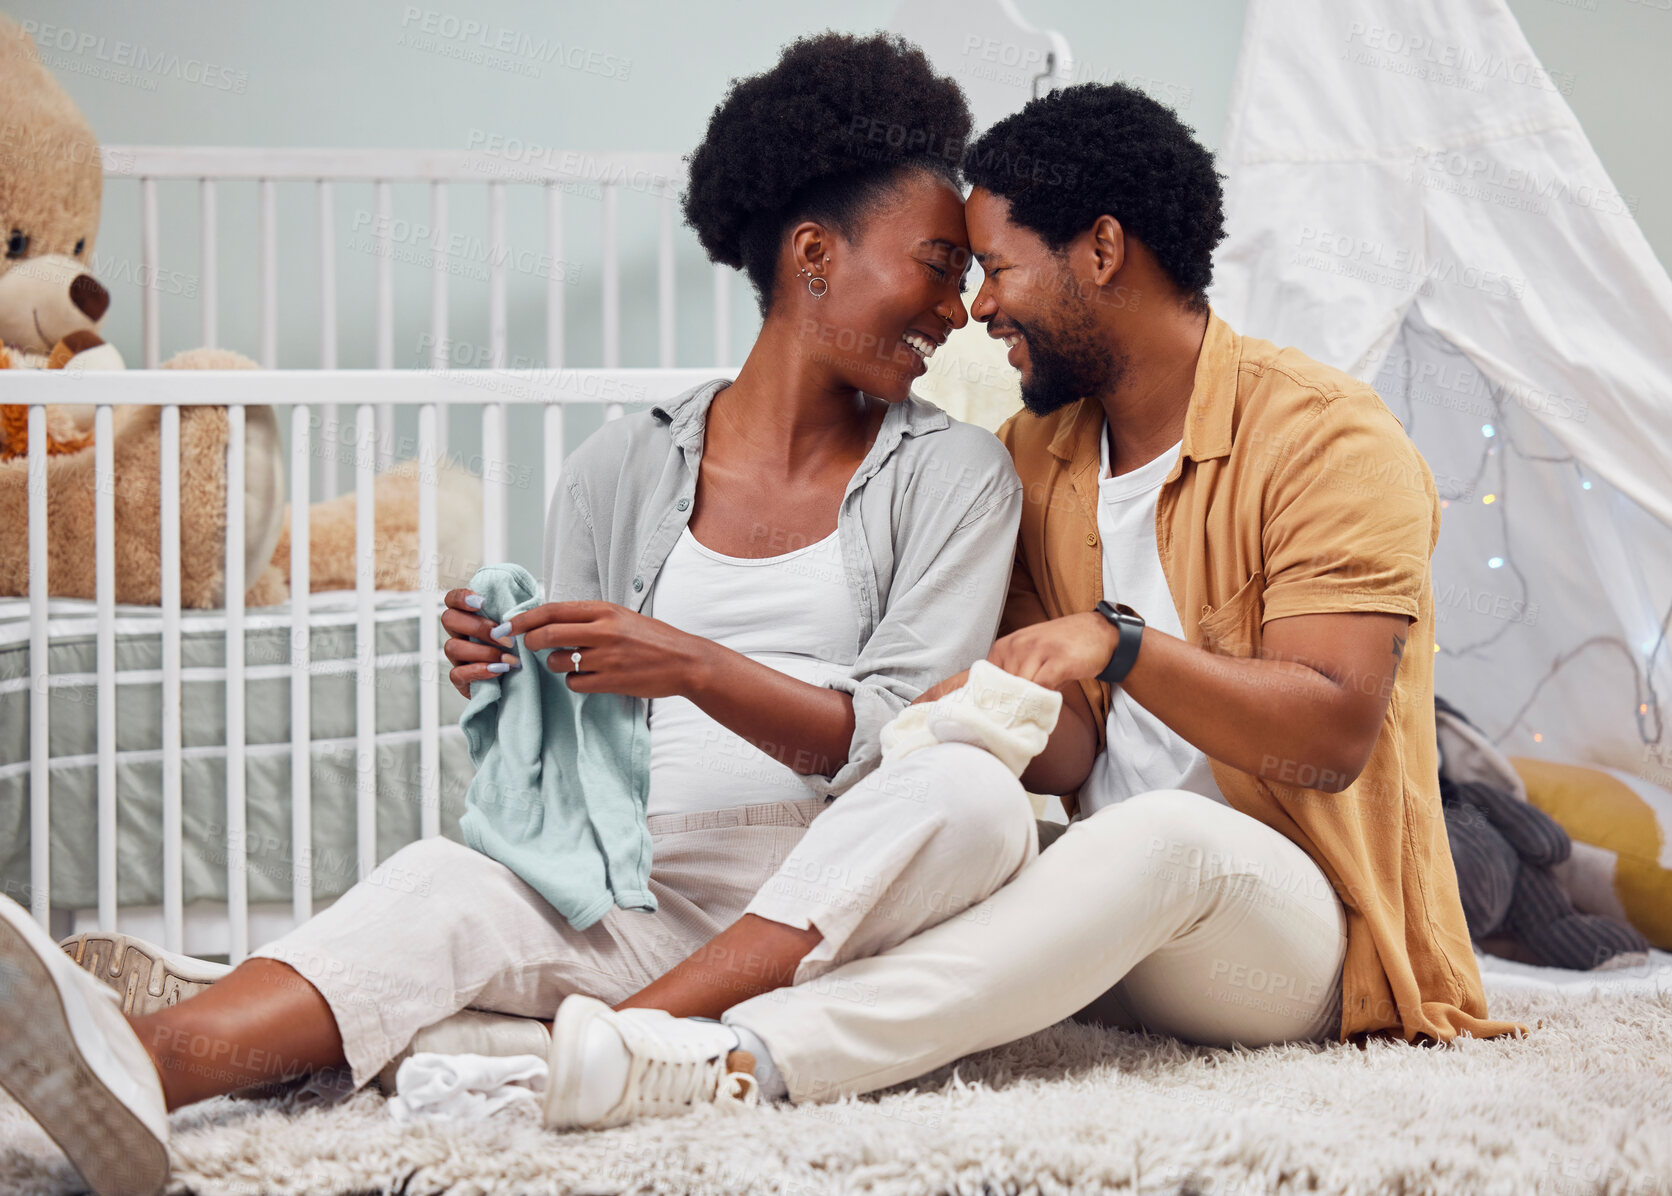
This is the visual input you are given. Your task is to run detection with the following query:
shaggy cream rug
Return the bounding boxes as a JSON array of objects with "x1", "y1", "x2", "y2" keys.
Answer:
[{"x1": 3, "y1": 978, "x2": 1669, "y2": 1195}]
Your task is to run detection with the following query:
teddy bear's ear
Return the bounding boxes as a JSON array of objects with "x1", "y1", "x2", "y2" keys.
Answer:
[
  {"x1": 0, "y1": 13, "x2": 103, "y2": 204},
  {"x1": 0, "y1": 15, "x2": 44, "y2": 66}
]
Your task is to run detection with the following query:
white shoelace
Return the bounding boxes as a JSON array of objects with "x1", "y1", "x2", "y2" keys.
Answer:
[{"x1": 622, "y1": 1027, "x2": 760, "y2": 1118}]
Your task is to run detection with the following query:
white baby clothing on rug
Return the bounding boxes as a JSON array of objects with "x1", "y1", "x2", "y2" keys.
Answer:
[
  {"x1": 880, "y1": 659, "x2": 1062, "y2": 778},
  {"x1": 386, "y1": 1052, "x2": 548, "y2": 1123}
]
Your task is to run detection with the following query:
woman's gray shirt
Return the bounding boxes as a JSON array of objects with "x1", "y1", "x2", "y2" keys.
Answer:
[{"x1": 539, "y1": 378, "x2": 1023, "y2": 799}]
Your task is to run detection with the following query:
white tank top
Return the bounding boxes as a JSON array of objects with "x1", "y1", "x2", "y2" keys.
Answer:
[{"x1": 643, "y1": 524, "x2": 858, "y2": 817}]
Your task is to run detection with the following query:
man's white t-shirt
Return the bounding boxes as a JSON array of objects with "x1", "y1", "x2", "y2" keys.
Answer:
[{"x1": 1077, "y1": 420, "x2": 1227, "y2": 815}]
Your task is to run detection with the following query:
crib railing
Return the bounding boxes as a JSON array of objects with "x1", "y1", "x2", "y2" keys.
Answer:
[
  {"x1": 11, "y1": 367, "x2": 733, "y2": 961},
  {"x1": 7, "y1": 147, "x2": 743, "y2": 959},
  {"x1": 102, "y1": 145, "x2": 738, "y2": 498}
]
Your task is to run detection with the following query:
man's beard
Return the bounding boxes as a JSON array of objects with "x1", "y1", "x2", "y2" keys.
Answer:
[{"x1": 1015, "y1": 307, "x2": 1125, "y2": 417}]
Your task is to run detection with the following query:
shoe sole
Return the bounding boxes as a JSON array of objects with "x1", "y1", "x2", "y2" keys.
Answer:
[
  {"x1": 60, "y1": 932, "x2": 229, "y2": 1017},
  {"x1": 542, "y1": 994, "x2": 608, "y2": 1130},
  {"x1": 0, "y1": 911, "x2": 170, "y2": 1196}
]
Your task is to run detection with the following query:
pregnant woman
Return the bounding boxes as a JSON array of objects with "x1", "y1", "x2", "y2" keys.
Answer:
[{"x1": 0, "y1": 33, "x2": 1038, "y2": 1196}]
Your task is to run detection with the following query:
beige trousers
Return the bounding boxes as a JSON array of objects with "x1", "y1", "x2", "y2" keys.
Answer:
[
  {"x1": 725, "y1": 787, "x2": 1348, "y2": 1103},
  {"x1": 252, "y1": 742, "x2": 1037, "y2": 1087}
]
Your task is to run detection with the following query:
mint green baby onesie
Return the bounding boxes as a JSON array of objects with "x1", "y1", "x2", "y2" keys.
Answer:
[{"x1": 457, "y1": 563, "x2": 654, "y2": 930}]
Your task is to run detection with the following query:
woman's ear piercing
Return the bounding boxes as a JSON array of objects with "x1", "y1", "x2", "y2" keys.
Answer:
[{"x1": 797, "y1": 262, "x2": 828, "y2": 298}]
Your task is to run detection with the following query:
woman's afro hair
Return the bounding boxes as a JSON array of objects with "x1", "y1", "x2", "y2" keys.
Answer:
[
  {"x1": 962, "y1": 83, "x2": 1225, "y2": 302},
  {"x1": 682, "y1": 31, "x2": 972, "y2": 312}
]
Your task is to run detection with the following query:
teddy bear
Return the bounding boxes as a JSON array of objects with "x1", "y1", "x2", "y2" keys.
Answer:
[
  {"x1": 1436, "y1": 696, "x2": 1648, "y2": 970},
  {"x1": 0, "y1": 16, "x2": 123, "y2": 379},
  {"x1": 0, "y1": 14, "x2": 289, "y2": 605},
  {"x1": 0, "y1": 14, "x2": 483, "y2": 608}
]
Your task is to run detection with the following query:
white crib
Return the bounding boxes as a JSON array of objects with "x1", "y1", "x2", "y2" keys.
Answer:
[{"x1": 5, "y1": 145, "x2": 742, "y2": 962}]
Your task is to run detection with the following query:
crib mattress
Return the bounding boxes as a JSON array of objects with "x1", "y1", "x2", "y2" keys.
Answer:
[{"x1": 0, "y1": 591, "x2": 473, "y2": 910}]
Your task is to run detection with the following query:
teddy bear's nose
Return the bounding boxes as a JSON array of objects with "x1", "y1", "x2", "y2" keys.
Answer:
[{"x1": 70, "y1": 273, "x2": 109, "y2": 323}]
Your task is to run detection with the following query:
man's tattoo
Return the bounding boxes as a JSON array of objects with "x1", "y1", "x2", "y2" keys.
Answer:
[{"x1": 1391, "y1": 632, "x2": 1406, "y2": 664}]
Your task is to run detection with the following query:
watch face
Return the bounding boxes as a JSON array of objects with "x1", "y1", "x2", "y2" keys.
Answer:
[{"x1": 1099, "y1": 601, "x2": 1141, "y2": 626}]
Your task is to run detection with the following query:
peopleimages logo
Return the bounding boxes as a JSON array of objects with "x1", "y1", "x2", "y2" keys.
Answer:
[
  {"x1": 463, "y1": 132, "x2": 677, "y2": 195},
  {"x1": 397, "y1": 8, "x2": 631, "y2": 81},
  {"x1": 846, "y1": 116, "x2": 965, "y2": 166},
  {"x1": 1373, "y1": 352, "x2": 1590, "y2": 424},
  {"x1": 18, "y1": 20, "x2": 250, "y2": 93},
  {"x1": 1404, "y1": 152, "x2": 1638, "y2": 220},
  {"x1": 962, "y1": 143, "x2": 1079, "y2": 190},
  {"x1": 0, "y1": 123, "x2": 105, "y2": 169},
  {"x1": 1342, "y1": 21, "x2": 1575, "y2": 95},
  {"x1": 1293, "y1": 226, "x2": 1528, "y2": 301}
]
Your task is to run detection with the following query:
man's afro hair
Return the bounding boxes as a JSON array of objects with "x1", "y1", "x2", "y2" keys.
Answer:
[
  {"x1": 962, "y1": 83, "x2": 1225, "y2": 302},
  {"x1": 682, "y1": 31, "x2": 972, "y2": 311}
]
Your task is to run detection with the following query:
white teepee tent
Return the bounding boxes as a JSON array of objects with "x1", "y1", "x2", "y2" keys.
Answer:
[{"x1": 1211, "y1": 0, "x2": 1672, "y2": 776}]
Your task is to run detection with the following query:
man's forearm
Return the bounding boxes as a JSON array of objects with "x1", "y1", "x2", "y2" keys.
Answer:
[
  {"x1": 1120, "y1": 628, "x2": 1387, "y2": 792},
  {"x1": 990, "y1": 609, "x2": 1404, "y2": 796}
]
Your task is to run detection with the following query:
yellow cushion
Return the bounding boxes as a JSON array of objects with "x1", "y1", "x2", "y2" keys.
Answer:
[{"x1": 1511, "y1": 757, "x2": 1672, "y2": 950}]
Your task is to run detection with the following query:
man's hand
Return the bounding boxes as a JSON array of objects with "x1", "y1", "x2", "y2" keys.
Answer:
[
  {"x1": 910, "y1": 610, "x2": 1121, "y2": 710},
  {"x1": 502, "y1": 600, "x2": 713, "y2": 699},
  {"x1": 987, "y1": 611, "x2": 1121, "y2": 690}
]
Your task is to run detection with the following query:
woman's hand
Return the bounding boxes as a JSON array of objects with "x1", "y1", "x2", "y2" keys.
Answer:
[
  {"x1": 503, "y1": 600, "x2": 713, "y2": 699},
  {"x1": 986, "y1": 612, "x2": 1120, "y2": 691},
  {"x1": 441, "y1": 588, "x2": 520, "y2": 698}
]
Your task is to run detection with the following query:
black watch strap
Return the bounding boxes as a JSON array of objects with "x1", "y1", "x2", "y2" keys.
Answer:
[{"x1": 1094, "y1": 600, "x2": 1145, "y2": 685}]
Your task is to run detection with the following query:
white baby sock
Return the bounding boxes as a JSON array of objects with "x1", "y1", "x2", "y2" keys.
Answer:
[{"x1": 881, "y1": 659, "x2": 1062, "y2": 777}]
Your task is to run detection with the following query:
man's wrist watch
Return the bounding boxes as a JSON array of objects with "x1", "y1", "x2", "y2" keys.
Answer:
[{"x1": 1093, "y1": 600, "x2": 1145, "y2": 685}]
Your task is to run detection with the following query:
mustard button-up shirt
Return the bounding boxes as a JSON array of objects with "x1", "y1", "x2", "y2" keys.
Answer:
[{"x1": 997, "y1": 312, "x2": 1519, "y2": 1044}]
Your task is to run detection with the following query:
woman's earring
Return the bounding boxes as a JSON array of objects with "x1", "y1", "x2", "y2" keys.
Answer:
[{"x1": 796, "y1": 264, "x2": 829, "y2": 299}]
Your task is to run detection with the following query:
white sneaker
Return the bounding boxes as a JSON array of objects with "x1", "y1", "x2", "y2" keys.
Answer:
[
  {"x1": 0, "y1": 897, "x2": 171, "y2": 1196},
  {"x1": 60, "y1": 931, "x2": 230, "y2": 1017},
  {"x1": 542, "y1": 995, "x2": 759, "y2": 1131}
]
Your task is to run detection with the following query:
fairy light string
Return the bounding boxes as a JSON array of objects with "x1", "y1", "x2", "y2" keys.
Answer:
[{"x1": 1381, "y1": 340, "x2": 1667, "y2": 749}]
